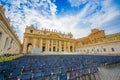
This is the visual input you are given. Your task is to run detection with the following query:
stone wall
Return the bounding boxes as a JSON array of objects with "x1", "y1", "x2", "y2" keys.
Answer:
[
  {"x1": 0, "y1": 5, "x2": 21, "y2": 55},
  {"x1": 76, "y1": 40, "x2": 120, "y2": 55}
]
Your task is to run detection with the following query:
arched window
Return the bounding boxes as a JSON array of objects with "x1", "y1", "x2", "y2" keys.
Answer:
[
  {"x1": 0, "y1": 32, "x2": 2, "y2": 40},
  {"x1": 10, "y1": 38, "x2": 13, "y2": 43}
]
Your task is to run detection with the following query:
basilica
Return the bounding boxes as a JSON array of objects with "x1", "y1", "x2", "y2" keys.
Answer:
[
  {"x1": 23, "y1": 26, "x2": 75, "y2": 54},
  {"x1": 23, "y1": 25, "x2": 120, "y2": 55}
]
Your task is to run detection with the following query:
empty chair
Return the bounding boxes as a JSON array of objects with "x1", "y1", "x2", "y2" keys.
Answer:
[
  {"x1": 77, "y1": 69, "x2": 83, "y2": 78},
  {"x1": 82, "y1": 69, "x2": 89, "y2": 76},
  {"x1": 0, "y1": 74, "x2": 4, "y2": 80},
  {"x1": 7, "y1": 75, "x2": 18, "y2": 80},
  {"x1": 0, "y1": 55, "x2": 120, "y2": 80},
  {"x1": 20, "y1": 72, "x2": 32, "y2": 80},
  {"x1": 33, "y1": 71, "x2": 42, "y2": 79},
  {"x1": 11, "y1": 69, "x2": 22, "y2": 76},
  {"x1": 49, "y1": 74, "x2": 59, "y2": 80},
  {"x1": 59, "y1": 73, "x2": 67, "y2": 80},
  {"x1": 69, "y1": 71, "x2": 76, "y2": 80}
]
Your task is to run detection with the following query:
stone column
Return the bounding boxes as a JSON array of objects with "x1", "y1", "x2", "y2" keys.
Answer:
[
  {"x1": 72, "y1": 43, "x2": 74, "y2": 52},
  {"x1": 66, "y1": 42, "x2": 67, "y2": 52},
  {"x1": 40, "y1": 39, "x2": 42, "y2": 52},
  {"x1": 13, "y1": 42, "x2": 15, "y2": 54},
  {"x1": 46, "y1": 39, "x2": 48, "y2": 52},
  {"x1": 47, "y1": 40, "x2": 49, "y2": 52},
  {"x1": 64, "y1": 41, "x2": 66, "y2": 52},
  {"x1": 38, "y1": 38, "x2": 40, "y2": 48},
  {"x1": 51, "y1": 40, "x2": 53, "y2": 52},
  {"x1": 33, "y1": 38, "x2": 36, "y2": 48},
  {"x1": 56, "y1": 40, "x2": 58, "y2": 52},
  {"x1": 0, "y1": 33, "x2": 3, "y2": 48},
  {"x1": 67, "y1": 42, "x2": 70, "y2": 52},
  {"x1": 59, "y1": 41, "x2": 61, "y2": 52},
  {"x1": 34, "y1": 38, "x2": 39, "y2": 48},
  {"x1": 23, "y1": 38, "x2": 27, "y2": 53}
]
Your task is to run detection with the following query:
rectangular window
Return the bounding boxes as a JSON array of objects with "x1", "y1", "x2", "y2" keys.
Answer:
[
  {"x1": 92, "y1": 49, "x2": 94, "y2": 51},
  {"x1": 49, "y1": 48, "x2": 51, "y2": 51},
  {"x1": 4, "y1": 38, "x2": 8, "y2": 49},
  {"x1": 97, "y1": 49, "x2": 99, "y2": 52},
  {"x1": 11, "y1": 38, "x2": 13, "y2": 43},
  {"x1": 103, "y1": 48, "x2": 106, "y2": 52},
  {"x1": 111, "y1": 48, "x2": 115, "y2": 52}
]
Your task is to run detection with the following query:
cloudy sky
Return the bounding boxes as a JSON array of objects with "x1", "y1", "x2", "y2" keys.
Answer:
[{"x1": 0, "y1": 0, "x2": 120, "y2": 42}]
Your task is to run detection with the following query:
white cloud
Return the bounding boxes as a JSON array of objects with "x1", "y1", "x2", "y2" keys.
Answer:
[
  {"x1": 47, "y1": 0, "x2": 57, "y2": 16},
  {"x1": 87, "y1": 0, "x2": 120, "y2": 28},
  {"x1": 68, "y1": 0, "x2": 88, "y2": 7},
  {"x1": 1, "y1": 0, "x2": 120, "y2": 43}
]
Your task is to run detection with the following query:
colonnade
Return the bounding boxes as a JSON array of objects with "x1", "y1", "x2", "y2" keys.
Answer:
[{"x1": 23, "y1": 38, "x2": 75, "y2": 53}]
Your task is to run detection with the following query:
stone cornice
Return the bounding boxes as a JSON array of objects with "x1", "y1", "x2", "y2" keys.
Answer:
[
  {"x1": 25, "y1": 26, "x2": 73, "y2": 38},
  {"x1": 24, "y1": 33, "x2": 76, "y2": 42},
  {"x1": 78, "y1": 40, "x2": 120, "y2": 48}
]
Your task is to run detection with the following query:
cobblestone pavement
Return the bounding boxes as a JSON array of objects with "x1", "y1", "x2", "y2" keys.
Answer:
[{"x1": 98, "y1": 64, "x2": 120, "y2": 80}]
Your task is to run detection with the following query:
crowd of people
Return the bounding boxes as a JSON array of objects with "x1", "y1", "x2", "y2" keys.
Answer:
[{"x1": 0, "y1": 55, "x2": 120, "y2": 80}]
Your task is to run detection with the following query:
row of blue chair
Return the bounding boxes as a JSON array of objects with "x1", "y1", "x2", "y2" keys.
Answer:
[{"x1": 0, "y1": 55, "x2": 120, "y2": 80}]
